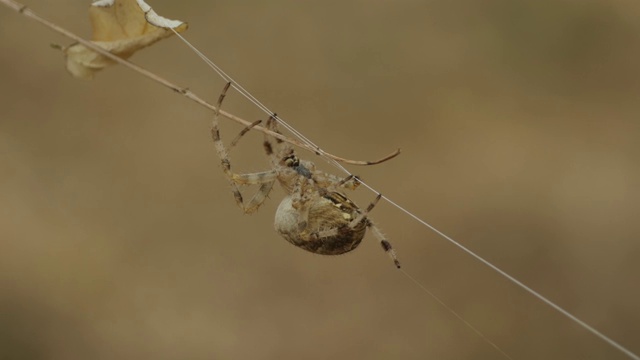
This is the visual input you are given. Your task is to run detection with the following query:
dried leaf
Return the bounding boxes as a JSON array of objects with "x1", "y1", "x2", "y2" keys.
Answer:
[{"x1": 64, "y1": 0, "x2": 187, "y2": 79}]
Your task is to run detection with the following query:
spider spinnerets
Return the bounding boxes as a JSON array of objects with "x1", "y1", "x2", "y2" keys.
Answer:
[{"x1": 210, "y1": 83, "x2": 400, "y2": 268}]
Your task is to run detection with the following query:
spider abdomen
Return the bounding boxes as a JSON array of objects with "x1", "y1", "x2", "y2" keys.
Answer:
[{"x1": 274, "y1": 193, "x2": 367, "y2": 255}]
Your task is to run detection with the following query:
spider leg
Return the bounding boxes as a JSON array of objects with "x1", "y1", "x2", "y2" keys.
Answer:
[
  {"x1": 226, "y1": 171, "x2": 278, "y2": 213},
  {"x1": 337, "y1": 174, "x2": 361, "y2": 190},
  {"x1": 312, "y1": 193, "x2": 401, "y2": 268},
  {"x1": 262, "y1": 121, "x2": 278, "y2": 166},
  {"x1": 304, "y1": 192, "x2": 376, "y2": 240},
  {"x1": 229, "y1": 119, "x2": 262, "y2": 149},
  {"x1": 312, "y1": 171, "x2": 361, "y2": 191},
  {"x1": 349, "y1": 193, "x2": 381, "y2": 226},
  {"x1": 290, "y1": 176, "x2": 316, "y2": 232},
  {"x1": 367, "y1": 220, "x2": 401, "y2": 268},
  {"x1": 265, "y1": 114, "x2": 284, "y2": 144},
  {"x1": 263, "y1": 114, "x2": 296, "y2": 167},
  {"x1": 349, "y1": 193, "x2": 400, "y2": 268},
  {"x1": 211, "y1": 83, "x2": 232, "y2": 176},
  {"x1": 230, "y1": 171, "x2": 278, "y2": 185},
  {"x1": 210, "y1": 82, "x2": 276, "y2": 214}
]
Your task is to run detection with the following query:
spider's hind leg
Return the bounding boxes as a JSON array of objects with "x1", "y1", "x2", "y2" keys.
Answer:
[
  {"x1": 367, "y1": 219, "x2": 401, "y2": 269},
  {"x1": 351, "y1": 194, "x2": 401, "y2": 269},
  {"x1": 349, "y1": 193, "x2": 381, "y2": 227}
]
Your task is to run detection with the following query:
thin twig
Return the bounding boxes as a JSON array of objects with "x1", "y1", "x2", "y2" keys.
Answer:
[{"x1": 0, "y1": 0, "x2": 400, "y2": 166}]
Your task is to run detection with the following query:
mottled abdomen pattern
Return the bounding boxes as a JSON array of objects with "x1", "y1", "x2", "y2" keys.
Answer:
[{"x1": 274, "y1": 192, "x2": 367, "y2": 255}]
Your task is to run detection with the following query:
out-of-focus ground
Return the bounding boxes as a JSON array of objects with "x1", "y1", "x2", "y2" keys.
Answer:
[{"x1": 1, "y1": 1, "x2": 639, "y2": 359}]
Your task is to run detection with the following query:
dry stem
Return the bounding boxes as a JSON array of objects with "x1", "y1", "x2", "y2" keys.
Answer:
[{"x1": 0, "y1": 0, "x2": 400, "y2": 166}]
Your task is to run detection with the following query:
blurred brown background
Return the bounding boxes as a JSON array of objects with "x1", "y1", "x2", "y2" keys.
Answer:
[{"x1": 1, "y1": 1, "x2": 639, "y2": 359}]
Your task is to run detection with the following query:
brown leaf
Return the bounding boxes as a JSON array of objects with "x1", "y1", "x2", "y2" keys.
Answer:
[{"x1": 64, "y1": 0, "x2": 188, "y2": 79}]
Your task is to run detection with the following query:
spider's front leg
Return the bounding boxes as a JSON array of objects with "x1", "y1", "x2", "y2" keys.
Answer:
[{"x1": 210, "y1": 82, "x2": 277, "y2": 214}]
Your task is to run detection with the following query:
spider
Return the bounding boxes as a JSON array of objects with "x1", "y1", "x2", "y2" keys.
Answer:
[{"x1": 210, "y1": 83, "x2": 400, "y2": 268}]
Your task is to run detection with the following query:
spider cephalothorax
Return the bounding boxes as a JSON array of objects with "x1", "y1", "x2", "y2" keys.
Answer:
[{"x1": 210, "y1": 83, "x2": 400, "y2": 268}]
